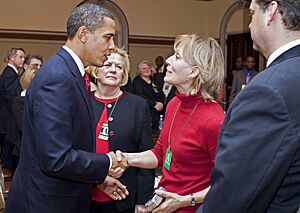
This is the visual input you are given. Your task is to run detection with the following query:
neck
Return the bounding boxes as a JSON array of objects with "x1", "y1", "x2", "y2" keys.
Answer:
[
  {"x1": 175, "y1": 82, "x2": 192, "y2": 95},
  {"x1": 95, "y1": 86, "x2": 122, "y2": 99},
  {"x1": 141, "y1": 76, "x2": 151, "y2": 83}
]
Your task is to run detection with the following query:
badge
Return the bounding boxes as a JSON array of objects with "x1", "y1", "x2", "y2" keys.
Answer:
[
  {"x1": 98, "y1": 123, "x2": 109, "y2": 140},
  {"x1": 164, "y1": 148, "x2": 172, "y2": 171}
]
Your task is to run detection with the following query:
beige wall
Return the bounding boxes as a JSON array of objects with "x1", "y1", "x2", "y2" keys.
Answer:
[
  {"x1": 0, "y1": 0, "x2": 250, "y2": 76},
  {"x1": 0, "y1": 0, "x2": 249, "y2": 36}
]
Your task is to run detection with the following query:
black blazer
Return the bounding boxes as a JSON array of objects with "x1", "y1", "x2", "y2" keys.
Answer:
[
  {"x1": 0, "y1": 65, "x2": 22, "y2": 133},
  {"x1": 91, "y1": 92, "x2": 155, "y2": 211},
  {"x1": 11, "y1": 95, "x2": 25, "y2": 156},
  {"x1": 199, "y1": 44, "x2": 300, "y2": 212},
  {"x1": 6, "y1": 48, "x2": 110, "y2": 213}
]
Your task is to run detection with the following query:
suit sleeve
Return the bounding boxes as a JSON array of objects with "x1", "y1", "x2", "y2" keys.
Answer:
[
  {"x1": 136, "y1": 101, "x2": 155, "y2": 204},
  {"x1": 3, "y1": 71, "x2": 22, "y2": 102},
  {"x1": 34, "y1": 70, "x2": 109, "y2": 183},
  {"x1": 202, "y1": 84, "x2": 295, "y2": 213}
]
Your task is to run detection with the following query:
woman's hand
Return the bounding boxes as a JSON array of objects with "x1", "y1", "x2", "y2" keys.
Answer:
[
  {"x1": 135, "y1": 204, "x2": 147, "y2": 213},
  {"x1": 151, "y1": 190, "x2": 189, "y2": 213},
  {"x1": 154, "y1": 102, "x2": 164, "y2": 112}
]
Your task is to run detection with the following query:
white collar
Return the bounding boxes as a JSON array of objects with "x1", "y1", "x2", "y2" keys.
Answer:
[
  {"x1": 21, "y1": 90, "x2": 26, "y2": 97},
  {"x1": 62, "y1": 45, "x2": 85, "y2": 77},
  {"x1": 267, "y1": 39, "x2": 300, "y2": 67},
  {"x1": 7, "y1": 63, "x2": 19, "y2": 74}
]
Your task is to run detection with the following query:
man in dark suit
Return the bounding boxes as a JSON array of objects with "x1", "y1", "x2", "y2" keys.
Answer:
[
  {"x1": 0, "y1": 48, "x2": 25, "y2": 170},
  {"x1": 6, "y1": 4, "x2": 128, "y2": 213},
  {"x1": 197, "y1": 0, "x2": 300, "y2": 212}
]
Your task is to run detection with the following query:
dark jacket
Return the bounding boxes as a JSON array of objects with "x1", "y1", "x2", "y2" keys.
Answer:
[
  {"x1": 199, "y1": 44, "x2": 300, "y2": 213},
  {"x1": 133, "y1": 76, "x2": 164, "y2": 129},
  {"x1": 91, "y1": 92, "x2": 155, "y2": 211},
  {"x1": 6, "y1": 48, "x2": 110, "y2": 213}
]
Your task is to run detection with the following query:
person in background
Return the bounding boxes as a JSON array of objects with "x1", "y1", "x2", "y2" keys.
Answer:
[
  {"x1": 6, "y1": 4, "x2": 128, "y2": 213},
  {"x1": 153, "y1": 56, "x2": 176, "y2": 109},
  {"x1": 229, "y1": 56, "x2": 257, "y2": 105},
  {"x1": 199, "y1": 0, "x2": 300, "y2": 212},
  {"x1": 11, "y1": 67, "x2": 38, "y2": 166},
  {"x1": 120, "y1": 34, "x2": 225, "y2": 212},
  {"x1": 133, "y1": 60, "x2": 164, "y2": 134},
  {"x1": 0, "y1": 48, "x2": 25, "y2": 171},
  {"x1": 89, "y1": 47, "x2": 154, "y2": 213},
  {"x1": 23, "y1": 54, "x2": 43, "y2": 71}
]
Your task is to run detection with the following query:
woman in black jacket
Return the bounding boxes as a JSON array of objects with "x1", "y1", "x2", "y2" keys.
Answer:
[
  {"x1": 133, "y1": 60, "x2": 164, "y2": 134},
  {"x1": 89, "y1": 48, "x2": 154, "y2": 213}
]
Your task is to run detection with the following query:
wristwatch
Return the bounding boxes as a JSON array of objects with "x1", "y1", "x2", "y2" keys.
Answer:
[{"x1": 190, "y1": 193, "x2": 196, "y2": 206}]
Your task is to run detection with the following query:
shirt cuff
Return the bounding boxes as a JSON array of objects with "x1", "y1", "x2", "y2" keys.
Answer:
[{"x1": 106, "y1": 154, "x2": 112, "y2": 169}]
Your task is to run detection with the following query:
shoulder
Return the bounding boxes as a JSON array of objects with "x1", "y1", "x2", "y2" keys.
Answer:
[{"x1": 121, "y1": 92, "x2": 148, "y2": 106}]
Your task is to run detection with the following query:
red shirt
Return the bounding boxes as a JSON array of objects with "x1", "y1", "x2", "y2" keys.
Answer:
[
  {"x1": 151, "y1": 92, "x2": 224, "y2": 212},
  {"x1": 92, "y1": 95, "x2": 121, "y2": 202}
]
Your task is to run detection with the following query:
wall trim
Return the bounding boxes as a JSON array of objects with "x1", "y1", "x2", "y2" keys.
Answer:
[{"x1": 0, "y1": 29, "x2": 175, "y2": 45}]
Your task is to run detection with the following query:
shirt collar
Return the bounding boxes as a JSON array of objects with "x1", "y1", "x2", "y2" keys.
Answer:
[
  {"x1": 62, "y1": 45, "x2": 85, "y2": 77},
  {"x1": 7, "y1": 63, "x2": 19, "y2": 74},
  {"x1": 267, "y1": 39, "x2": 300, "y2": 67}
]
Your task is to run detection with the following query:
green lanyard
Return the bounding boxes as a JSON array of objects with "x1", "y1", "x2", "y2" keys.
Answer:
[{"x1": 164, "y1": 103, "x2": 198, "y2": 170}]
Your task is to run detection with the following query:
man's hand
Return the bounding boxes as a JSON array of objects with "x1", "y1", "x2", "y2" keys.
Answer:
[
  {"x1": 97, "y1": 176, "x2": 129, "y2": 200},
  {"x1": 108, "y1": 151, "x2": 128, "y2": 170}
]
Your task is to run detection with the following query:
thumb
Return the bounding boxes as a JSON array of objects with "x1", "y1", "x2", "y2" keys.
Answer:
[{"x1": 116, "y1": 150, "x2": 123, "y2": 161}]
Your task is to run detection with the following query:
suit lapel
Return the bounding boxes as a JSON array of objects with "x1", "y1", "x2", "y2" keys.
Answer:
[{"x1": 57, "y1": 48, "x2": 96, "y2": 150}]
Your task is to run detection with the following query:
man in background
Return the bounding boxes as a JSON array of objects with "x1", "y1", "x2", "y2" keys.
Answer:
[
  {"x1": 0, "y1": 48, "x2": 25, "y2": 169},
  {"x1": 229, "y1": 56, "x2": 257, "y2": 105},
  {"x1": 199, "y1": 0, "x2": 300, "y2": 212}
]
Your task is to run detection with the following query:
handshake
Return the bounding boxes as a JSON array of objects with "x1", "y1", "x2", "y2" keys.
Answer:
[
  {"x1": 108, "y1": 150, "x2": 129, "y2": 171},
  {"x1": 97, "y1": 151, "x2": 130, "y2": 201}
]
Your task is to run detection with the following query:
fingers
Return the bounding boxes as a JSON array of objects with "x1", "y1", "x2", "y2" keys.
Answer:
[
  {"x1": 108, "y1": 151, "x2": 129, "y2": 170},
  {"x1": 108, "y1": 167, "x2": 124, "y2": 178},
  {"x1": 154, "y1": 189, "x2": 168, "y2": 198},
  {"x1": 116, "y1": 150, "x2": 123, "y2": 161}
]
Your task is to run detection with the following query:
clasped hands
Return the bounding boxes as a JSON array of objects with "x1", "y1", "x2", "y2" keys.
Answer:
[{"x1": 96, "y1": 151, "x2": 129, "y2": 201}]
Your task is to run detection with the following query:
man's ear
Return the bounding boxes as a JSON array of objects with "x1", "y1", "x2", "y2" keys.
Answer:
[
  {"x1": 77, "y1": 26, "x2": 89, "y2": 43},
  {"x1": 267, "y1": 1, "x2": 279, "y2": 26},
  {"x1": 24, "y1": 64, "x2": 29, "y2": 71},
  {"x1": 189, "y1": 66, "x2": 200, "y2": 79}
]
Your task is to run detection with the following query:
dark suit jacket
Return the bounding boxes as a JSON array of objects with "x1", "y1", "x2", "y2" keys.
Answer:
[
  {"x1": 229, "y1": 69, "x2": 258, "y2": 105},
  {"x1": 91, "y1": 92, "x2": 154, "y2": 211},
  {"x1": 11, "y1": 95, "x2": 25, "y2": 156},
  {"x1": 198, "y1": 44, "x2": 300, "y2": 212},
  {"x1": 6, "y1": 48, "x2": 110, "y2": 213},
  {"x1": 0, "y1": 65, "x2": 22, "y2": 134},
  {"x1": 133, "y1": 76, "x2": 164, "y2": 128}
]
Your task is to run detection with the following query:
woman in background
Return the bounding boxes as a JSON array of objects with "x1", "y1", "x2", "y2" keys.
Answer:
[
  {"x1": 121, "y1": 34, "x2": 225, "y2": 212},
  {"x1": 89, "y1": 48, "x2": 154, "y2": 213},
  {"x1": 133, "y1": 60, "x2": 164, "y2": 134}
]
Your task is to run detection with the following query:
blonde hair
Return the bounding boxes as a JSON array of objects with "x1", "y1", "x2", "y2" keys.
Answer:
[
  {"x1": 174, "y1": 34, "x2": 224, "y2": 101},
  {"x1": 137, "y1": 60, "x2": 155, "y2": 76},
  {"x1": 89, "y1": 48, "x2": 130, "y2": 86},
  {"x1": 20, "y1": 67, "x2": 37, "y2": 90}
]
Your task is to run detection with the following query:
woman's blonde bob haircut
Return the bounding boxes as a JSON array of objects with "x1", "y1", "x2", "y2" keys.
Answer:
[
  {"x1": 88, "y1": 47, "x2": 130, "y2": 86},
  {"x1": 20, "y1": 67, "x2": 38, "y2": 90},
  {"x1": 174, "y1": 34, "x2": 224, "y2": 101}
]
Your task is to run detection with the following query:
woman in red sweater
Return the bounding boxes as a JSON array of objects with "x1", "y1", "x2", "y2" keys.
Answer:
[{"x1": 121, "y1": 34, "x2": 225, "y2": 212}]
